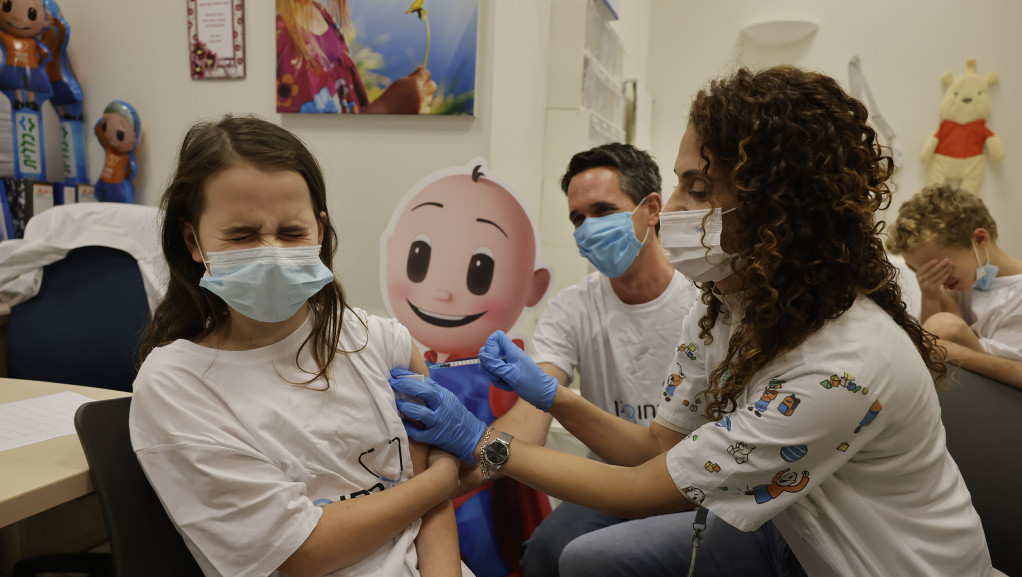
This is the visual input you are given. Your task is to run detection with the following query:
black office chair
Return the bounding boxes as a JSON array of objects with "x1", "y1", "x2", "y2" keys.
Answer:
[
  {"x1": 938, "y1": 367, "x2": 1022, "y2": 576},
  {"x1": 70, "y1": 397, "x2": 204, "y2": 577}
]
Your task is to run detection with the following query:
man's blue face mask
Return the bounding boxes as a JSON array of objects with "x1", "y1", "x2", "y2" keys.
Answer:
[
  {"x1": 573, "y1": 197, "x2": 648, "y2": 279},
  {"x1": 972, "y1": 242, "x2": 999, "y2": 291}
]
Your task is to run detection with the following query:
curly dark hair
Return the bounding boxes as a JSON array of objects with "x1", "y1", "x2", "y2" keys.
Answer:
[
  {"x1": 561, "y1": 142, "x2": 663, "y2": 232},
  {"x1": 139, "y1": 115, "x2": 352, "y2": 388},
  {"x1": 687, "y1": 66, "x2": 946, "y2": 419}
]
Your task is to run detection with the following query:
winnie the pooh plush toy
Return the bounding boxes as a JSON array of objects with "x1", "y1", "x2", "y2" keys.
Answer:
[{"x1": 920, "y1": 59, "x2": 1004, "y2": 194}]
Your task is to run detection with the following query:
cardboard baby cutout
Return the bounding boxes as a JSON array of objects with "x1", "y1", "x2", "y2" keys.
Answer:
[
  {"x1": 380, "y1": 159, "x2": 552, "y2": 577},
  {"x1": 381, "y1": 159, "x2": 551, "y2": 362}
]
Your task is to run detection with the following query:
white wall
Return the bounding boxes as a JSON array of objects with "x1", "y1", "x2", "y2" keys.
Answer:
[
  {"x1": 51, "y1": 1, "x2": 499, "y2": 317},
  {"x1": 646, "y1": 0, "x2": 1022, "y2": 259},
  {"x1": 45, "y1": 0, "x2": 654, "y2": 329}
]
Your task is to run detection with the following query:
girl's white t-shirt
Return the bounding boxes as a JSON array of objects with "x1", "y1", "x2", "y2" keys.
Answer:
[{"x1": 130, "y1": 308, "x2": 420, "y2": 577}]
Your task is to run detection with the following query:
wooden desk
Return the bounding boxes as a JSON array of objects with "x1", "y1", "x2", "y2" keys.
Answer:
[{"x1": 0, "y1": 379, "x2": 129, "y2": 527}]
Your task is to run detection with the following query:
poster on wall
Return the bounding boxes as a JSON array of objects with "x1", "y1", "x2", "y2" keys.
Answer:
[
  {"x1": 188, "y1": 0, "x2": 246, "y2": 80},
  {"x1": 276, "y1": 0, "x2": 478, "y2": 115}
]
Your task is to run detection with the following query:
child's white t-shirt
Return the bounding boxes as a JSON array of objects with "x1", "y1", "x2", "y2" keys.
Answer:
[
  {"x1": 958, "y1": 273, "x2": 1022, "y2": 360},
  {"x1": 655, "y1": 295, "x2": 995, "y2": 577},
  {"x1": 130, "y1": 308, "x2": 421, "y2": 577},
  {"x1": 531, "y1": 270, "x2": 698, "y2": 426}
]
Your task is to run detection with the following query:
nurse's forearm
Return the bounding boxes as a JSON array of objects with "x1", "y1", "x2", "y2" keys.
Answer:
[
  {"x1": 548, "y1": 385, "x2": 664, "y2": 466},
  {"x1": 483, "y1": 433, "x2": 696, "y2": 519}
]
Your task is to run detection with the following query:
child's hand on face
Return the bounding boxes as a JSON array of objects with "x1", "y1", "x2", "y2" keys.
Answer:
[{"x1": 916, "y1": 258, "x2": 954, "y2": 297}]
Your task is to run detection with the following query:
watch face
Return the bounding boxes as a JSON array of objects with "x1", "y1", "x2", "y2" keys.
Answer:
[{"x1": 485, "y1": 440, "x2": 509, "y2": 465}]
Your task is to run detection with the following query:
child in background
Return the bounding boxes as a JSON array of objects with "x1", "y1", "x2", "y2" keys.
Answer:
[
  {"x1": 130, "y1": 115, "x2": 468, "y2": 577},
  {"x1": 887, "y1": 184, "x2": 1022, "y2": 387}
]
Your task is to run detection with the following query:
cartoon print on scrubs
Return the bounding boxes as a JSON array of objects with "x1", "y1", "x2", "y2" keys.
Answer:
[
  {"x1": 662, "y1": 363, "x2": 683, "y2": 402},
  {"x1": 746, "y1": 468, "x2": 811, "y2": 504},
  {"x1": 728, "y1": 441, "x2": 756, "y2": 464},
  {"x1": 819, "y1": 371, "x2": 869, "y2": 395},
  {"x1": 854, "y1": 399, "x2": 883, "y2": 433},
  {"x1": 380, "y1": 159, "x2": 552, "y2": 577},
  {"x1": 747, "y1": 378, "x2": 785, "y2": 417},
  {"x1": 678, "y1": 342, "x2": 698, "y2": 361},
  {"x1": 681, "y1": 486, "x2": 706, "y2": 505}
]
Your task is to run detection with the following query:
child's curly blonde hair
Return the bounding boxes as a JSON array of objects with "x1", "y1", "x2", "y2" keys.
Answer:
[{"x1": 886, "y1": 184, "x2": 998, "y2": 254}]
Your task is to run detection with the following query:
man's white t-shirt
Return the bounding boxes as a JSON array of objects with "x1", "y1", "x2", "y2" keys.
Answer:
[
  {"x1": 655, "y1": 295, "x2": 995, "y2": 577},
  {"x1": 531, "y1": 270, "x2": 699, "y2": 426},
  {"x1": 958, "y1": 273, "x2": 1022, "y2": 361},
  {"x1": 130, "y1": 308, "x2": 423, "y2": 577}
]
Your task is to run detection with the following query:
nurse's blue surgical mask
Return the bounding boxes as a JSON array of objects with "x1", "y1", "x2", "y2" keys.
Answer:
[
  {"x1": 194, "y1": 233, "x2": 335, "y2": 322},
  {"x1": 972, "y1": 242, "x2": 999, "y2": 291},
  {"x1": 573, "y1": 197, "x2": 649, "y2": 278}
]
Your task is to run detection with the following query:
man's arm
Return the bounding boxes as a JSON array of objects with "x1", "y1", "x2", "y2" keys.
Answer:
[{"x1": 940, "y1": 339, "x2": 1022, "y2": 389}]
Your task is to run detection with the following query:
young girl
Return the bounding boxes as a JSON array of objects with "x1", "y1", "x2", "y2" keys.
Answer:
[
  {"x1": 276, "y1": 0, "x2": 436, "y2": 114},
  {"x1": 129, "y1": 115, "x2": 468, "y2": 577},
  {"x1": 392, "y1": 67, "x2": 1000, "y2": 577}
]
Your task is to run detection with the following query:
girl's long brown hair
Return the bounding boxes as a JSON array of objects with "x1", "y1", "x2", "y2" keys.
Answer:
[
  {"x1": 140, "y1": 115, "x2": 347, "y2": 386},
  {"x1": 688, "y1": 66, "x2": 945, "y2": 419}
]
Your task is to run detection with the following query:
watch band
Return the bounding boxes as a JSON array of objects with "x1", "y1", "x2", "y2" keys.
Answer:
[
  {"x1": 479, "y1": 427, "x2": 495, "y2": 480},
  {"x1": 481, "y1": 432, "x2": 514, "y2": 480}
]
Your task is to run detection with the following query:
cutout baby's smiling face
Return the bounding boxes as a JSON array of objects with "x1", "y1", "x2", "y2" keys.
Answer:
[{"x1": 384, "y1": 174, "x2": 549, "y2": 358}]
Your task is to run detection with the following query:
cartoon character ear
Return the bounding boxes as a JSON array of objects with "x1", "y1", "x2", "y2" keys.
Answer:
[
  {"x1": 941, "y1": 71, "x2": 954, "y2": 88},
  {"x1": 526, "y1": 266, "x2": 552, "y2": 308},
  {"x1": 986, "y1": 71, "x2": 999, "y2": 87}
]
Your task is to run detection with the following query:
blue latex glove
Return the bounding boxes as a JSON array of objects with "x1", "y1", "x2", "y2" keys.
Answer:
[
  {"x1": 478, "y1": 330, "x2": 558, "y2": 411},
  {"x1": 389, "y1": 368, "x2": 487, "y2": 464}
]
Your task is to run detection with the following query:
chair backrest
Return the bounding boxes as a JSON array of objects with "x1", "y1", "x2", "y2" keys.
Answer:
[
  {"x1": 74, "y1": 397, "x2": 204, "y2": 577},
  {"x1": 937, "y1": 367, "x2": 1022, "y2": 576},
  {"x1": 8, "y1": 246, "x2": 150, "y2": 391}
]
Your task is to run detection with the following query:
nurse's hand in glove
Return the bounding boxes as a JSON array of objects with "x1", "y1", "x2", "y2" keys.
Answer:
[
  {"x1": 389, "y1": 368, "x2": 487, "y2": 465},
  {"x1": 478, "y1": 330, "x2": 558, "y2": 411}
]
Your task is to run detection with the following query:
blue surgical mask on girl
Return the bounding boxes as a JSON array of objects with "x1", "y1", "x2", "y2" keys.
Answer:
[
  {"x1": 573, "y1": 197, "x2": 649, "y2": 278},
  {"x1": 972, "y1": 242, "x2": 999, "y2": 291},
  {"x1": 194, "y1": 234, "x2": 335, "y2": 322}
]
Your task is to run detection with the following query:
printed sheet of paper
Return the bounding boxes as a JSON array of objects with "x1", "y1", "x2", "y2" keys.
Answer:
[{"x1": 0, "y1": 391, "x2": 95, "y2": 452}]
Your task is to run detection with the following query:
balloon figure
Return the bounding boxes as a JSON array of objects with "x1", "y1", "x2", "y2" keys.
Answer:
[
  {"x1": 0, "y1": 0, "x2": 52, "y2": 180},
  {"x1": 94, "y1": 100, "x2": 140, "y2": 203},
  {"x1": 39, "y1": 0, "x2": 87, "y2": 183}
]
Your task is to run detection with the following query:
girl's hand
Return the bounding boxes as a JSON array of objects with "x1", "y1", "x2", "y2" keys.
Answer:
[{"x1": 427, "y1": 447, "x2": 459, "y2": 491}]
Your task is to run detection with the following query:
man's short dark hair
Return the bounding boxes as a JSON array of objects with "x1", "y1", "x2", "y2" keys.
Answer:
[{"x1": 561, "y1": 143, "x2": 661, "y2": 203}]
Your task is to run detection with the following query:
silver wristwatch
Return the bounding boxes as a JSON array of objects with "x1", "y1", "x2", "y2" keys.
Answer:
[{"x1": 480, "y1": 432, "x2": 514, "y2": 480}]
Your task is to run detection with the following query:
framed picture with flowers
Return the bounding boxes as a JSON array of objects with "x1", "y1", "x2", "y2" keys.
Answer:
[
  {"x1": 188, "y1": 0, "x2": 246, "y2": 80},
  {"x1": 276, "y1": 0, "x2": 478, "y2": 115}
]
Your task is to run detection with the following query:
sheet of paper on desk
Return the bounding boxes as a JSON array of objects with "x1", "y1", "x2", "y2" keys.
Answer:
[{"x1": 0, "y1": 391, "x2": 96, "y2": 452}]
